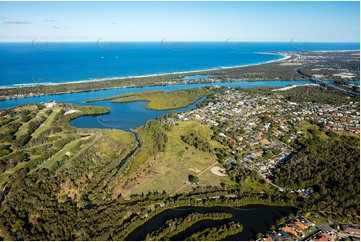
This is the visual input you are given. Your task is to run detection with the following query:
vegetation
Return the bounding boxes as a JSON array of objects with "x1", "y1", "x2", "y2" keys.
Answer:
[
  {"x1": 188, "y1": 174, "x2": 199, "y2": 184},
  {"x1": 185, "y1": 221, "x2": 243, "y2": 240},
  {"x1": 146, "y1": 212, "x2": 233, "y2": 240},
  {"x1": 87, "y1": 88, "x2": 210, "y2": 110},
  {"x1": 0, "y1": 80, "x2": 359, "y2": 240},
  {"x1": 116, "y1": 120, "x2": 234, "y2": 197},
  {"x1": 274, "y1": 124, "x2": 360, "y2": 222},
  {"x1": 86, "y1": 90, "x2": 163, "y2": 102},
  {"x1": 181, "y1": 132, "x2": 213, "y2": 153},
  {"x1": 0, "y1": 102, "x2": 140, "y2": 240},
  {"x1": 283, "y1": 85, "x2": 359, "y2": 104}
]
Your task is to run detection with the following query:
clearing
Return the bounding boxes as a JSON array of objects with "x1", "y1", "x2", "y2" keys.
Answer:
[{"x1": 120, "y1": 120, "x2": 234, "y2": 197}]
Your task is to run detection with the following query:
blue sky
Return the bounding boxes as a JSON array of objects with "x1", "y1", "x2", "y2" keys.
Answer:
[{"x1": 0, "y1": 1, "x2": 359, "y2": 42}]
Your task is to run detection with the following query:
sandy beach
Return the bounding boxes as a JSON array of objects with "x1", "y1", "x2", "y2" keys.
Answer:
[
  {"x1": 1, "y1": 52, "x2": 289, "y2": 89},
  {"x1": 272, "y1": 83, "x2": 319, "y2": 91}
]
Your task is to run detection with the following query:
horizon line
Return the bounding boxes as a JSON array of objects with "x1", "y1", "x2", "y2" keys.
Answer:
[{"x1": 0, "y1": 40, "x2": 360, "y2": 43}]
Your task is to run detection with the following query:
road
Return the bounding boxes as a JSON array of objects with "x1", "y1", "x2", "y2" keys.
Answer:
[
  {"x1": 300, "y1": 228, "x2": 321, "y2": 241},
  {"x1": 295, "y1": 68, "x2": 359, "y2": 96}
]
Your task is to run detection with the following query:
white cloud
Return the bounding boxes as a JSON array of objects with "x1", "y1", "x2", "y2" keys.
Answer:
[{"x1": 4, "y1": 18, "x2": 30, "y2": 24}]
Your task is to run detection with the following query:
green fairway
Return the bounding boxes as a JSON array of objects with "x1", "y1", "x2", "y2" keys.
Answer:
[
  {"x1": 15, "y1": 109, "x2": 47, "y2": 138},
  {"x1": 35, "y1": 138, "x2": 83, "y2": 171},
  {"x1": 32, "y1": 108, "x2": 61, "y2": 138}
]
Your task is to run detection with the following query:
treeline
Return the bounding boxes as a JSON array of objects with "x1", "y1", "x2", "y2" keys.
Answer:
[
  {"x1": 273, "y1": 126, "x2": 360, "y2": 220},
  {"x1": 0, "y1": 121, "x2": 20, "y2": 142},
  {"x1": 283, "y1": 86, "x2": 359, "y2": 105},
  {"x1": 115, "y1": 188, "x2": 294, "y2": 240},
  {"x1": 122, "y1": 120, "x2": 168, "y2": 175},
  {"x1": 181, "y1": 132, "x2": 213, "y2": 153},
  {"x1": 185, "y1": 221, "x2": 243, "y2": 240},
  {"x1": 0, "y1": 151, "x2": 29, "y2": 173},
  {"x1": 0, "y1": 112, "x2": 47, "y2": 172},
  {"x1": 0, "y1": 166, "x2": 293, "y2": 241},
  {"x1": 27, "y1": 126, "x2": 63, "y2": 147},
  {"x1": 111, "y1": 120, "x2": 168, "y2": 193},
  {"x1": 146, "y1": 212, "x2": 233, "y2": 240},
  {"x1": 13, "y1": 116, "x2": 47, "y2": 148},
  {"x1": 58, "y1": 105, "x2": 110, "y2": 125}
]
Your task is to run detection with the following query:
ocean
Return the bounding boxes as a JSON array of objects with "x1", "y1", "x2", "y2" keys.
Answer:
[{"x1": 0, "y1": 42, "x2": 359, "y2": 87}]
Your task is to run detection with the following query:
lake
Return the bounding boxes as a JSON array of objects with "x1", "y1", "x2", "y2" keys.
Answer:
[{"x1": 125, "y1": 205, "x2": 297, "y2": 241}]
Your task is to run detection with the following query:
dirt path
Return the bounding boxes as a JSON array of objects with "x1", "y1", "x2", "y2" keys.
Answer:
[{"x1": 171, "y1": 161, "x2": 219, "y2": 196}]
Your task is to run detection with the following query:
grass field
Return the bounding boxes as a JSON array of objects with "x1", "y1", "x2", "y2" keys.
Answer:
[
  {"x1": 243, "y1": 177, "x2": 277, "y2": 193},
  {"x1": 122, "y1": 120, "x2": 234, "y2": 197},
  {"x1": 298, "y1": 121, "x2": 331, "y2": 141}
]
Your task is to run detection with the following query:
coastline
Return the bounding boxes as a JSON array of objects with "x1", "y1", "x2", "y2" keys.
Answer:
[
  {"x1": 0, "y1": 52, "x2": 288, "y2": 89},
  {"x1": 6, "y1": 48, "x2": 358, "y2": 89},
  {"x1": 0, "y1": 49, "x2": 358, "y2": 100}
]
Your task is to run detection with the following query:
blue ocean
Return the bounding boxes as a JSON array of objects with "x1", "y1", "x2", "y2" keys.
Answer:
[{"x1": 0, "y1": 42, "x2": 359, "y2": 87}]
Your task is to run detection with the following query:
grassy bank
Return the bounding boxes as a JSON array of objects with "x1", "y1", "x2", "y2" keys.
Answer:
[{"x1": 87, "y1": 88, "x2": 210, "y2": 110}]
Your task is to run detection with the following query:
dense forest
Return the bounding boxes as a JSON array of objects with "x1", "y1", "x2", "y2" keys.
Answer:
[
  {"x1": 274, "y1": 126, "x2": 360, "y2": 220},
  {"x1": 283, "y1": 86, "x2": 359, "y2": 105}
]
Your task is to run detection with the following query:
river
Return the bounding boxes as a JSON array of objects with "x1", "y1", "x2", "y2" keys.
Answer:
[
  {"x1": 125, "y1": 205, "x2": 297, "y2": 241},
  {"x1": 0, "y1": 80, "x2": 313, "y2": 130}
]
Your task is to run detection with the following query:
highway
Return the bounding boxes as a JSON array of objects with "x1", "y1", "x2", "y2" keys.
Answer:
[{"x1": 295, "y1": 68, "x2": 360, "y2": 96}]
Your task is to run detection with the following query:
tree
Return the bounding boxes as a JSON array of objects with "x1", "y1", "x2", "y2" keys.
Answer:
[{"x1": 188, "y1": 174, "x2": 199, "y2": 184}]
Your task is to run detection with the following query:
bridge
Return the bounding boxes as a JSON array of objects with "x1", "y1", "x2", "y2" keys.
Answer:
[{"x1": 295, "y1": 68, "x2": 360, "y2": 96}]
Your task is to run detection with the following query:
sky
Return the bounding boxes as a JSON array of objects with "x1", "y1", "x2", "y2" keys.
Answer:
[{"x1": 0, "y1": 1, "x2": 359, "y2": 42}]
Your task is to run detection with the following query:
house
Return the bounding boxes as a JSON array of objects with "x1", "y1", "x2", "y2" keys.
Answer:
[
  {"x1": 263, "y1": 236, "x2": 272, "y2": 241},
  {"x1": 270, "y1": 234, "x2": 283, "y2": 241},
  {"x1": 44, "y1": 101, "x2": 57, "y2": 109},
  {"x1": 295, "y1": 221, "x2": 308, "y2": 230},
  {"x1": 282, "y1": 226, "x2": 298, "y2": 236},
  {"x1": 341, "y1": 225, "x2": 360, "y2": 236},
  {"x1": 346, "y1": 227, "x2": 360, "y2": 235},
  {"x1": 313, "y1": 233, "x2": 328, "y2": 241},
  {"x1": 288, "y1": 223, "x2": 302, "y2": 232}
]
